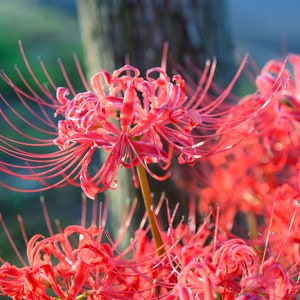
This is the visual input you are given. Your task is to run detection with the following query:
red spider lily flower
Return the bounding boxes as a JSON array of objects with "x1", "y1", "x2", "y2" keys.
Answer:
[
  {"x1": 0, "y1": 197, "x2": 169, "y2": 299},
  {"x1": 255, "y1": 54, "x2": 300, "y2": 127},
  {"x1": 212, "y1": 239, "x2": 259, "y2": 296},
  {"x1": 1, "y1": 196, "x2": 300, "y2": 299},
  {"x1": 213, "y1": 239, "x2": 259, "y2": 280},
  {"x1": 172, "y1": 54, "x2": 300, "y2": 233},
  {"x1": 241, "y1": 257, "x2": 293, "y2": 300},
  {"x1": 0, "y1": 43, "x2": 288, "y2": 199},
  {"x1": 0, "y1": 262, "x2": 26, "y2": 299}
]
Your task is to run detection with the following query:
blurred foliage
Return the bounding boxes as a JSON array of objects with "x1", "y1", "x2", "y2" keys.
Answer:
[
  {"x1": 0, "y1": 0, "x2": 81, "y2": 70},
  {"x1": 0, "y1": 0, "x2": 87, "y2": 267}
]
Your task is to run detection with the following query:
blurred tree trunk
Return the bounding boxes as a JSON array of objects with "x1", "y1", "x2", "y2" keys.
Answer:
[
  {"x1": 76, "y1": 0, "x2": 235, "y2": 237},
  {"x1": 77, "y1": 0, "x2": 234, "y2": 78}
]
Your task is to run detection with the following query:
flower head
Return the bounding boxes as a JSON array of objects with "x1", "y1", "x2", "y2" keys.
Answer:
[
  {"x1": 173, "y1": 54, "x2": 300, "y2": 231},
  {"x1": 2, "y1": 196, "x2": 300, "y2": 299},
  {"x1": 0, "y1": 43, "x2": 287, "y2": 199}
]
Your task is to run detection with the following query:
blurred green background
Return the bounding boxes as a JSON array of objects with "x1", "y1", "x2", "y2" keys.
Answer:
[{"x1": 0, "y1": 0, "x2": 86, "y2": 268}]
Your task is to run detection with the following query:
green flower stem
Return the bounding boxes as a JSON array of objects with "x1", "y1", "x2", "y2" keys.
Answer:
[{"x1": 136, "y1": 164, "x2": 165, "y2": 256}]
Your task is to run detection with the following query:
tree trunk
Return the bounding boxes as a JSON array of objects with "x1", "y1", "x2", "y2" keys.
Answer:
[
  {"x1": 76, "y1": 0, "x2": 235, "y2": 239},
  {"x1": 77, "y1": 0, "x2": 234, "y2": 77}
]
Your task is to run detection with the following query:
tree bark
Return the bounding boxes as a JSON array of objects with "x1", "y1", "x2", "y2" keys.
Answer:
[{"x1": 77, "y1": 0, "x2": 234, "y2": 77}]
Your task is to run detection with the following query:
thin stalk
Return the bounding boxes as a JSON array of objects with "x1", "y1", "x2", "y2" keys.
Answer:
[
  {"x1": 246, "y1": 211, "x2": 258, "y2": 240},
  {"x1": 136, "y1": 164, "x2": 165, "y2": 256}
]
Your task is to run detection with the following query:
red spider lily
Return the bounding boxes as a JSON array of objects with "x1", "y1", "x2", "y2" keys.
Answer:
[
  {"x1": 0, "y1": 42, "x2": 288, "y2": 199},
  {"x1": 172, "y1": 54, "x2": 300, "y2": 234},
  {"x1": 213, "y1": 239, "x2": 259, "y2": 283},
  {"x1": 240, "y1": 257, "x2": 293, "y2": 299},
  {"x1": 0, "y1": 197, "x2": 171, "y2": 299},
  {"x1": 1, "y1": 195, "x2": 300, "y2": 299}
]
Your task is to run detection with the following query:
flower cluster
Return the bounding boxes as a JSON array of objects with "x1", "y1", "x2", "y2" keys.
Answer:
[
  {"x1": 0, "y1": 44, "x2": 286, "y2": 199},
  {"x1": 174, "y1": 54, "x2": 300, "y2": 287},
  {"x1": 0, "y1": 193, "x2": 299, "y2": 300},
  {"x1": 1, "y1": 197, "x2": 299, "y2": 299},
  {"x1": 188, "y1": 55, "x2": 300, "y2": 228},
  {"x1": 1, "y1": 44, "x2": 300, "y2": 299}
]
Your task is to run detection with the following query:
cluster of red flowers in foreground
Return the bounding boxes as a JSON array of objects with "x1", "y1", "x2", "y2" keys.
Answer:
[
  {"x1": 1, "y1": 43, "x2": 300, "y2": 299},
  {"x1": 1, "y1": 195, "x2": 299, "y2": 300}
]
